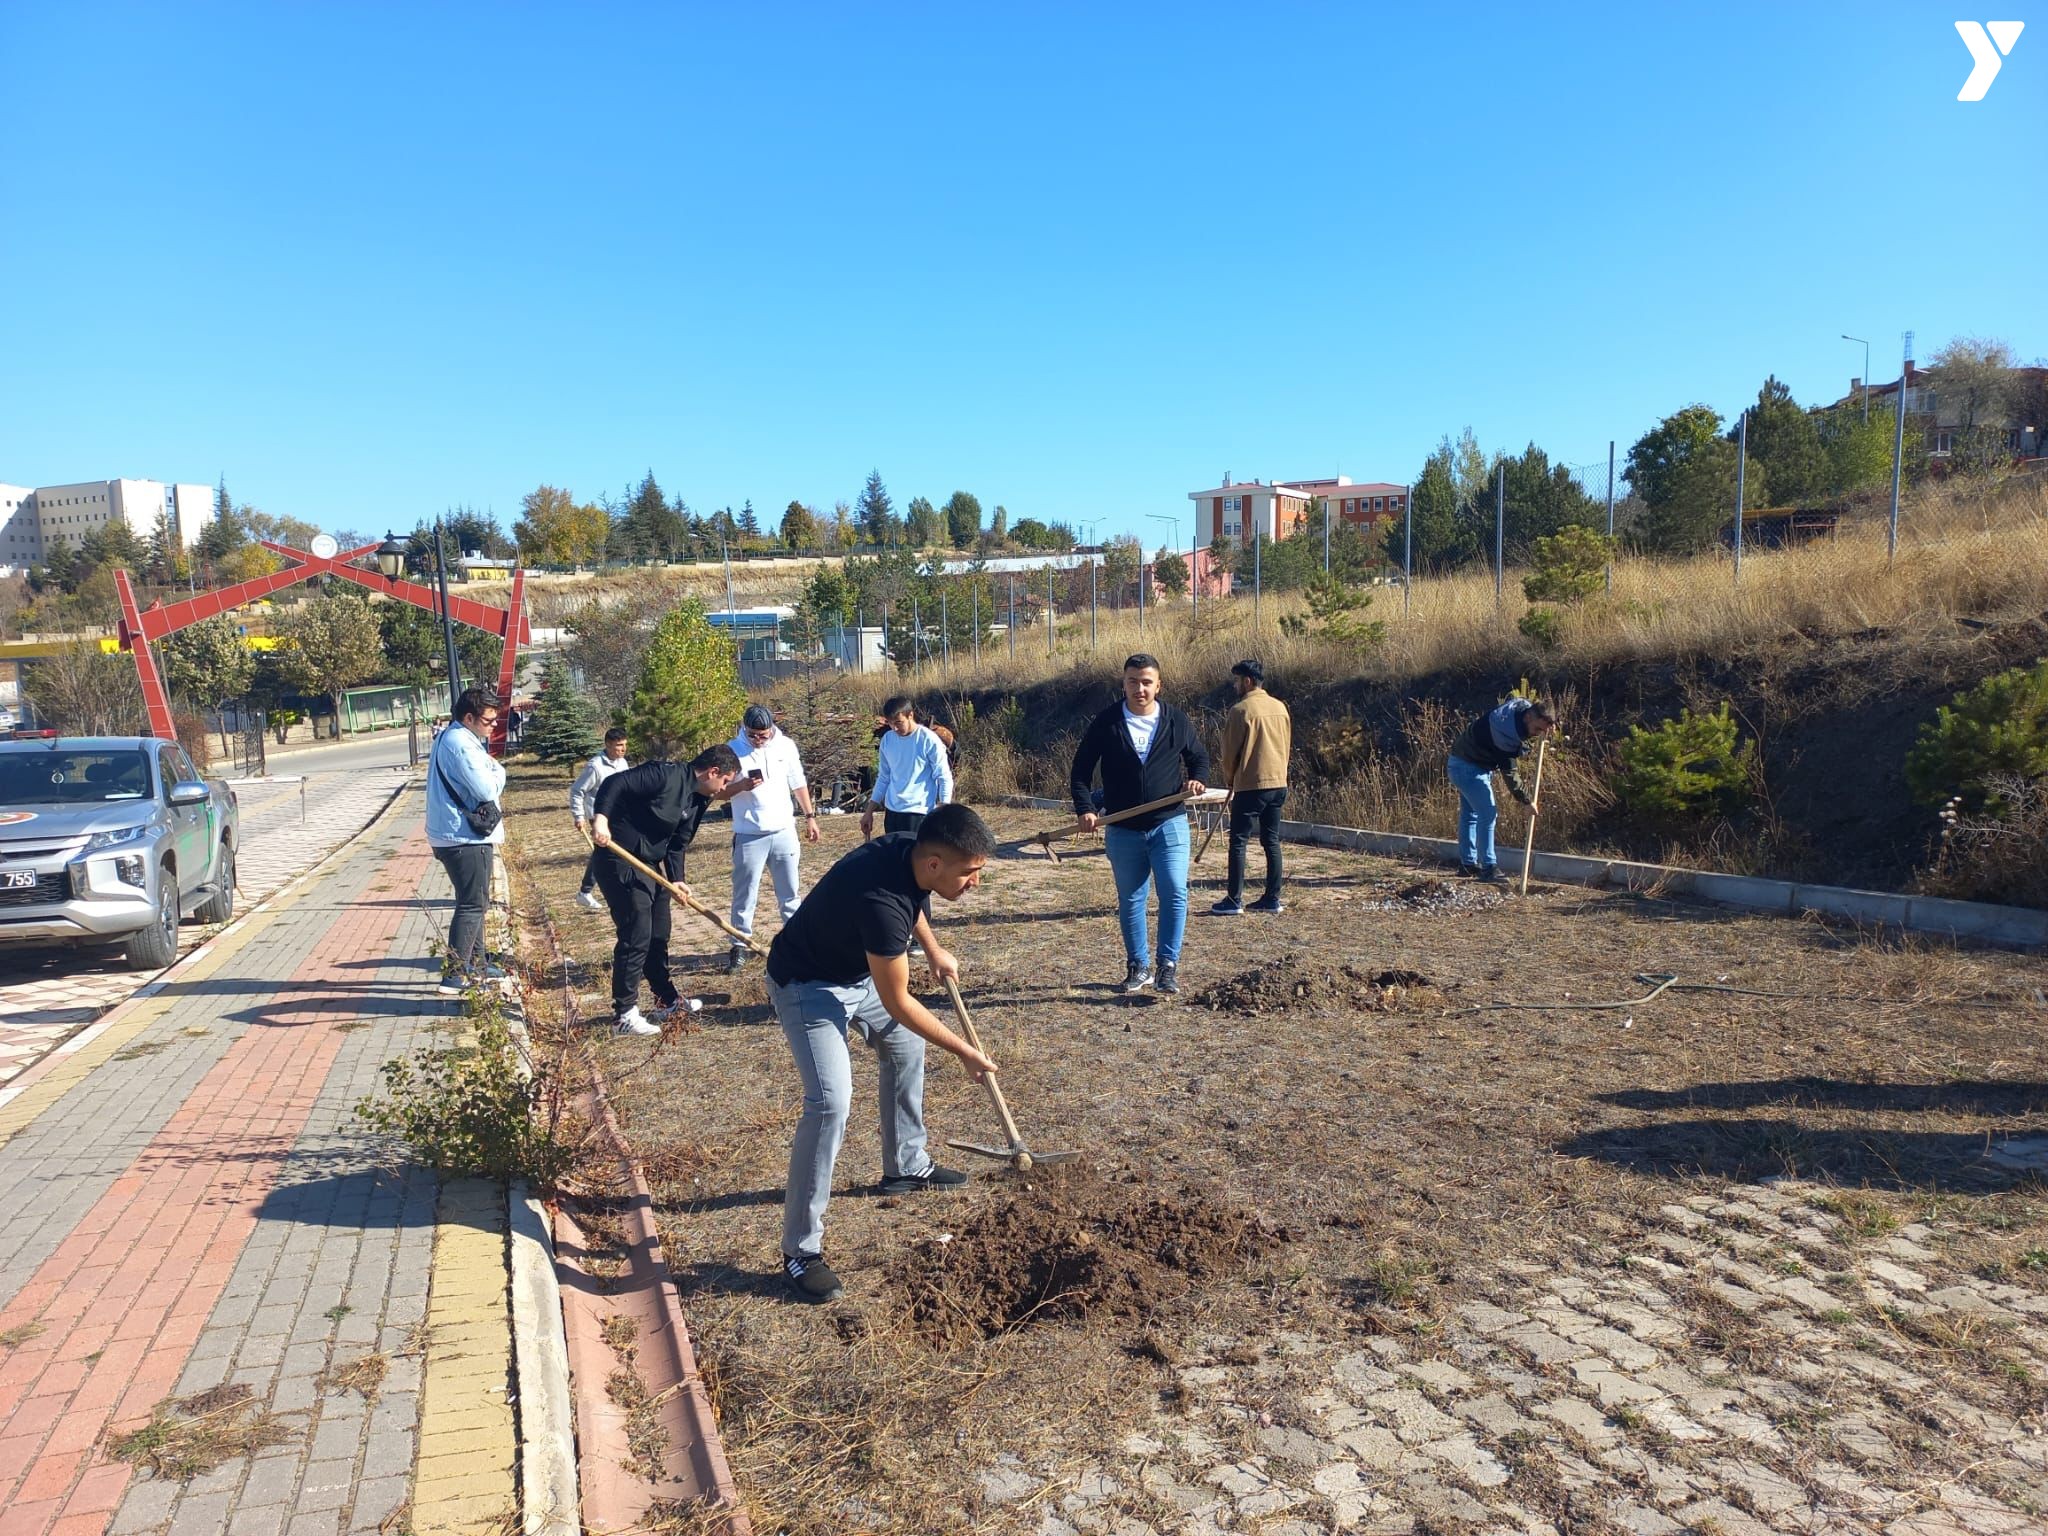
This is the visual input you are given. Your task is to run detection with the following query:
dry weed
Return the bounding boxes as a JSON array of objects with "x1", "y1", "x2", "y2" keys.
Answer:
[{"x1": 105, "y1": 1384, "x2": 296, "y2": 1479}]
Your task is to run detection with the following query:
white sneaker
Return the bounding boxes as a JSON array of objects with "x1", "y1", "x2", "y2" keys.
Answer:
[
  {"x1": 613, "y1": 1007, "x2": 660, "y2": 1037},
  {"x1": 651, "y1": 997, "x2": 703, "y2": 1023},
  {"x1": 577, "y1": 891, "x2": 604, "y2": 912}
]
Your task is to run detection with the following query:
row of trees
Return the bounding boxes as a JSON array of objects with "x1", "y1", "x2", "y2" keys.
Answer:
[{"x1": 513, "y1": 468, "x2": 1080, "y2": 567}]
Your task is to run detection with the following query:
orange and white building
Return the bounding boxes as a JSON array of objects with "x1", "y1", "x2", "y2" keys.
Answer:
[{"x1": 1188, "y1": 476, "x2": 1407, "y2": 547}]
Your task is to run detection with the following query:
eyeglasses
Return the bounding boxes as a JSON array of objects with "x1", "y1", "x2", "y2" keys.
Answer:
[{"x1": 745, "y1": 729, "x2": 773, "y2": 741}]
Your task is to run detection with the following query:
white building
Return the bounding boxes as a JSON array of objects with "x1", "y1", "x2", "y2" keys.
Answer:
[{"x1": 0, "y1": 478, "x2": 217, "y2": 566}]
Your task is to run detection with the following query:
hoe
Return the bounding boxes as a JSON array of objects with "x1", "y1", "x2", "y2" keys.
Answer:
[
  {"x1": 942, "y1": 977, "x2": 1077, "y2": 1173},
  {"x1": 1027, "y1": 789, "x2": 1227, "y2": 862}
]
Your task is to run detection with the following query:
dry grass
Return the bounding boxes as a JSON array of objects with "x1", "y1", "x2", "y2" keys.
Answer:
[
  {"x1": 105, "y1": 1384, "x2": 296, "y2": 1479},
  {"x1": 318, "y1": 1351, "x2": 389, "y2": 1400}
]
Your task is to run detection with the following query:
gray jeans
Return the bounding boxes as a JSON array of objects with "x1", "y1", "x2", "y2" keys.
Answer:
[
  {"x1": 730, "y1": 827, "x2": 802, "y2": 940},
  {"x1": 770, "y1": 975, "x2": 930, "y2": 1258}
]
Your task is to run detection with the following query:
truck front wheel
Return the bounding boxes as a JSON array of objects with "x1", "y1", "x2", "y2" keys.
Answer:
[{"x1": 124, "y1": 870, "x2": 180, "y2": 971}]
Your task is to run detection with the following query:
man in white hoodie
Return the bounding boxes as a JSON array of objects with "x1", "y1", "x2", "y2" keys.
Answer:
[
  {"x1": 725, "y1": 705, "x2": 819, "y2": 972},
  {"x1": 570, "y1": 728, "x2": 631, "y2": 911}
]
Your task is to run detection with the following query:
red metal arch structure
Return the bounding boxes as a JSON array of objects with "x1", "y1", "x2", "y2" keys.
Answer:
[{"x1": 113, "y1": 541, "x2": 530, "y2": 756}]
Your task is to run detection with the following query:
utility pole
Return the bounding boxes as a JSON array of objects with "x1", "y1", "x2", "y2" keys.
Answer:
[
  {"x1": 1046, "y1": 564, "x2": 1054, "y2": 656},
  {"x1": 1008, "y1": 578, "x2": 1016, "y2": 658},
  {"x1": 1089, "y1": 560, "x2": 1097, "y2": 648},
  {"x1": 1322, "y1": 496, "x2": 1331, "y2": 574}
]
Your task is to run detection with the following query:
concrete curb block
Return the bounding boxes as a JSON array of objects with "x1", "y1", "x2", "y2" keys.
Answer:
[
  {"x1": 490, "y1": 863, "x2": 583, "y2": 1536},
  {"x1": 999, "y1": 795, "x2": 2047, "y2": 949},
  {"x1": 510, "y1": 1179, "x2": 580, "y2": 1536}
]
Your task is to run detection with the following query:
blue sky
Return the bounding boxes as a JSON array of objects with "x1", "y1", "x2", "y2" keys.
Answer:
[{"x1": 1, "y1": 3, "x2": 2040, "y2": 542}]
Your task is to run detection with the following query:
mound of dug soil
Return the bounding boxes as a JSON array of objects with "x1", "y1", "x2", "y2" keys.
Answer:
[
  {"x1": 891, "y1": 1168, "x2": 1280, "y2": 1343},
  {"x1": 1188, "y1": 955, "x2": 1440, "y2": 1016},
  {"x1": 1366, "y1": 878, "x2": 1505, "y2": 914}
]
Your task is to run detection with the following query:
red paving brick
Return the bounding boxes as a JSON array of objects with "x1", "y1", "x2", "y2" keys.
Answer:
[{"x1": 0, "y1": 841, "x2": 431, "y2": 1536}]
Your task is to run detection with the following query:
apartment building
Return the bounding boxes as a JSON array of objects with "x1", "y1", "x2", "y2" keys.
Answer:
[
  {"x1": 0, "y1": 478, "x2": 216, "y2": 565},
  {"x1": 1187, "y1": 475, "x2": 1407, "y2": 547}
]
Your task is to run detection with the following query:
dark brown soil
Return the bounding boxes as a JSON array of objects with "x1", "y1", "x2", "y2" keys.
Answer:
[
  {"x1": 889, "y1": 1165, "x2": 1280, "y2": 1344},
  {"x1": 1187, "y1": 954, "x2": 1441, "y2": 1016}
]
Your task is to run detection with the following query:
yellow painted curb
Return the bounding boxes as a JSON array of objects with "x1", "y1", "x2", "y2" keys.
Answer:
[{"x1": 413, "y1": 1175, "x2": 518, "y2": 1536}]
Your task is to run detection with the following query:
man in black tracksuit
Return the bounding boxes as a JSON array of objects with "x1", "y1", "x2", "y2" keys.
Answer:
[
  {"x1": 590, "y1": 742, "x2": 743, "y2": 1034},
  {"x1": 1069, "y1": 652, "x2": 1211, "y2": 996}
]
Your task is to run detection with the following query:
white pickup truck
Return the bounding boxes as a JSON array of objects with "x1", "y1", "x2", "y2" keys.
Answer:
[{"x1": 0, "y1": 736, "x2": 240, "y2": 970}]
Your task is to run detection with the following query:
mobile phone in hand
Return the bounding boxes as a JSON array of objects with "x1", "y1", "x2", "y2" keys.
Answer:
[{"x1": 749, "y1": 768, "x2": 765, "y2": 784}]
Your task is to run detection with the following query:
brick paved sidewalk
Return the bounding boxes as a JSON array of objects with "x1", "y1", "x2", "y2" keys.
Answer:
[
  {"x1": 0, "y1": 786, "x2": 526, "y2": 1536},
  {"x1": 0, "y1": 771, "x2": 413, "y2": 1092}
]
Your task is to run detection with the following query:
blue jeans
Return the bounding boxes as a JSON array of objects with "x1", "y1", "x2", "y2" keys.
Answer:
[
  {"x1": 770, "y1": 976, "x2": 931, "y2": 1258},
  {"x1": 1448, "y1": 755, "x2": 1497, "y2": 869},
  {"x1": 1103, "y1": 816, "x2": 1190, "y2": 969}
]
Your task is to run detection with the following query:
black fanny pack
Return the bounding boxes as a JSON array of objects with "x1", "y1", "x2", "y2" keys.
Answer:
[{"x1": 433, "y1": 749, "x2": 502, "y2": 837}]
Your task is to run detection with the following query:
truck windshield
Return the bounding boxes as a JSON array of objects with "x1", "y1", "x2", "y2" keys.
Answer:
[{"x1": 0, "y1": 749, "x2": 155, "y2": 805}]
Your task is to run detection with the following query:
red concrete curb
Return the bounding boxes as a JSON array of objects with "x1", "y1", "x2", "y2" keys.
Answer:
[{"x1": 554, "y1": 1052, "x2": 749, "y2": 1536}]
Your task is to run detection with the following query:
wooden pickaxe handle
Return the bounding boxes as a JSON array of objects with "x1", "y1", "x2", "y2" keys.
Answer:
[
  {"x1": 592, "y1": 836, "x2": 770, "y2": 956},
  {"x1": 1031, "y1": 789, "x2": 1207, "y2": 859},
  {"x1": 943, "y1": 975, "x2": 1026, "y2": 1154}
]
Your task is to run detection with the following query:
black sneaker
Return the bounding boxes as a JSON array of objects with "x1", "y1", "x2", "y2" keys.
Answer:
[
  {"x1": 1457, "y1": 863, "x2": 1481, "y2": 879},
  {"x1": 1247, "y1": 896, "x2": 1286, "y2": 914},
  {"x1": 878, "y1": 1164, "x2": 970, "y2": 1196},
  {"x1": 1209, "y1": 898, "x2": 1245, "y2": 917},
  {"x1": 1476, "y1": 865, "x2": 1503, "y2": 883},
  {"x1": 1156, "y1": 961, "x2": 1180, "y2": 995},
  {"x1": 782, "y1": 1251, "x2": 844, "y2": 1303},
  {"x1": 725, "y1": 946, "x2": 748, "y2": 974},
  {"x1": 1117, "y1": 963, "x2": 1154, "y2": 995}
]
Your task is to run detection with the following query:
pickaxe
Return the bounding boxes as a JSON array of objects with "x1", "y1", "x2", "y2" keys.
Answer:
[
  {"x1": 1026, "y1": 789, "x2": 1226, "y2": 862},
  {"x1": 592, "y1": 837, "x2": 770, "y2": 957},
  {"x1": 941, "y1": 977, "x2": 1078, "y2": 1173}
]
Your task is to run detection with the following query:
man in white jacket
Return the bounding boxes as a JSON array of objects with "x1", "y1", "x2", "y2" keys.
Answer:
[
  {"x1": 570, "y1": 728, "x2": 631, "y2": 911},
  {"x1": 725, "y1": 705, "x2": 819, "y2": 972},
  {"x1": 862, "y1": 696, "x2": 954, "y2": 839}
]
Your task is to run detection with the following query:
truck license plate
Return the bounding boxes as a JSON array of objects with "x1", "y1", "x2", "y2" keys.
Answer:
[{"x1": 1, "y1": 871, "x2": 34, "y2": 889}]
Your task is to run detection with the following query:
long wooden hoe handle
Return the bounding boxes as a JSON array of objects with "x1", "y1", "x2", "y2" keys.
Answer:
[
  {"x1": 595, "y1": 837, "x2": 770, "y2": 957},
  {"x1": 1518, "y1": 738, "x2": 1548, "y2": 897},
  {"x1": 1032, "y1": 789, "x2": 1203, "y2": 858},
  {"x1": 943, "y1": 976, "x2": 1027, "y2": 1153}
]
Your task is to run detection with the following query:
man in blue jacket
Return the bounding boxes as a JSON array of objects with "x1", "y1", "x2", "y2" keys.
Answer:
[
  {"x1": 425, "y1": 687, "x2": 507, "y2": 995},
  {"x1": 1447, "y1": 697, "x2": 1556, "y2": 881},
  {"x1": 1069, "y1": 654, "x2": 1210, "y2": 995}
]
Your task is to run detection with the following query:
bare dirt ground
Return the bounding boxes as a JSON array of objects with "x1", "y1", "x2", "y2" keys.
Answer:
[{"x1": 502, "y1": 766, "x2": 2048, "y2": 1536}]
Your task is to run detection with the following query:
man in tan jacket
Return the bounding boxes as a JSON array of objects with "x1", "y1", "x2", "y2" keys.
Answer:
[{"x1": 1211, "y1": 658, "x2": 1292, "y2": 915}]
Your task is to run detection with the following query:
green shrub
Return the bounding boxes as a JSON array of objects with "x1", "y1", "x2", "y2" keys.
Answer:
[
  {"x1": 1517, "y1": 606, "x2": 1565, "y2": 649},
  {"x1": 356, "y1": 997, "x2": 570, "y2": 1185},
  {"x1": 1904, "y1": 660, "x2": 2048, "y2": 812},
  {"x1": 1521, "y1": 525, "x2": 1613, "y2": 605},
  {"x1": 1615, "y1": 703, "x2": 1755, "y2": 818}
]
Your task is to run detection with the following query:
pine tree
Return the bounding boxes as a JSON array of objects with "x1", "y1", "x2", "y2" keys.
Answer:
[
  {"x1": 857, "y1": 470, "x2": 893, "y2": 546},
  {"x1": 623, "y1": 601, "x2": 746, "y2": 761},
  {"x1": 526, "y1": 653, "x2": 603, "y2": 763}
]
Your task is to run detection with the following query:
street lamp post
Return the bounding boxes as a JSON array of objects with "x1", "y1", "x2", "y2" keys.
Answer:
[
  {"x1": 430, "y1": 520, "x2": 464, "y2": 706},
  {"x1": 1843, "y1": 334, "x2": 1870, "y2": 423},
  {"x1": 1146, "y1": 513, "x2": 1180, "y2": 622}
]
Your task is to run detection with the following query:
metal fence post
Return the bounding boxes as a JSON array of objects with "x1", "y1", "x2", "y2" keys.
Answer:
[
  {"x1": 1254, "y1": 534, "x2": 1262, "y2": 627},
  {"x1": 1009, "y1": 578, "x2": 1016, "y2": 657},
  {"x1": 1046, "y1": 565, "x2": 1055, "y2": 656},
  {"x1": 910, "y1": 595, "x2": 922, "y2": 679},
  {"x1": 1889, "y1": 332, "x2": 1911, "y2": 563},
  {"x1": 941, "y1": 589, "x2": 951, "y2": 666},
  {"x1": 1323, "y1": 497, "x2": 1330, "y2": 574},
  {"x1": 1494, "y1": 464, "x2": 1505, "y2": 609},
  {"x1": 972, "y1": 585, "x2": 980, "y2": 669},
  {"x1": 1604, "y1": 440, "x2": 1616, "y2": 593},
  {"x1": 1089, "y1": 560, "x2": 1098, "y2": 648},
  {"x1": 1138, "y1": 557, "x2": 1146, "y2": 633},
  {"x1": 1403, "y1": 483, "x2": 1413, "y2": 617},
  {"x1": 1734, "y1": 410, "x2": 1747, "y2": 585}
]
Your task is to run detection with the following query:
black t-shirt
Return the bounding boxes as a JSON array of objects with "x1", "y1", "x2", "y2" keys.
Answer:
[{"x1": 767, "y1": 834, "x2": 931, "y2": 986}]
